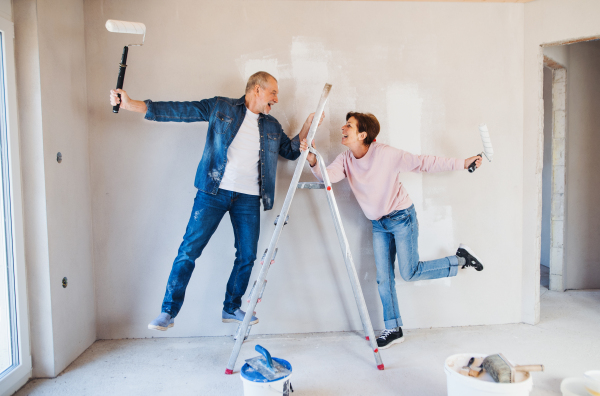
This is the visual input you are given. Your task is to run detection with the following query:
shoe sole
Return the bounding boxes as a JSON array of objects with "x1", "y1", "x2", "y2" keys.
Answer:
[
  {"x1": 378, "y1": 336, "x2": 405, "y2": 350},
  {"x1": 222, "y1": 318, "x2": 259, "y2": 325},
  {"x1": 148, "y1": 323, "x2": 174, "y2": 331},
  {"x1": 459, "y1": 243, "x2": 484, "y2": 271}
]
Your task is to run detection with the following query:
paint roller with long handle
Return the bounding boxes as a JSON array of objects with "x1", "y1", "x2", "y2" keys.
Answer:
[
  {"x1": 105, "y1": 19, "x2": 146, "y2": 113},
  {"x1": 468, "y1": 123, "x2": 494, "y2": 173}
]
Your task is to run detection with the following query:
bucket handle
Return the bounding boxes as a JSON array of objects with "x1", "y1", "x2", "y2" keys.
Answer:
[{"x1": 255, "y1": 345, "x2": 274, "y2": 370}]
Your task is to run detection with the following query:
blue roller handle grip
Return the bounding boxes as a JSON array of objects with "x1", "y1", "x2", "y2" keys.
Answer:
[
  {"x1": 468, "y1": 154, "x2": 482, "y2": 173},
  {"x1": 255, "y1": 345, "x2": 274, "y2": 370}
]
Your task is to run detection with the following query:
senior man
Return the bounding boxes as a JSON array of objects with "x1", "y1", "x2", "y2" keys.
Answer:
[{"x1": 110, "y1": 72, "x2": 318, "y2": 330}]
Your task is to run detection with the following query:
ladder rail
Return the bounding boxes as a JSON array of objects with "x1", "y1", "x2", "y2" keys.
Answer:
[
  {"x1": 225, "y1": 84, "x2": 332, "y2": 374},
  {"x1": 313, "y1": 148, "x2": 383, "y2": 368}
]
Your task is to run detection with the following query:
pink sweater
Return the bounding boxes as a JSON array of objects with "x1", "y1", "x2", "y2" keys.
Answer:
[{"x1": 311, "y1": 142, "x2": 464, "y2": 220}]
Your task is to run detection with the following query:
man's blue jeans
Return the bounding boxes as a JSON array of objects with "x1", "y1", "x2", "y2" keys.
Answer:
[
  {"x1": 371, "y1": 204, "x2": 459, "y2": 329},
  {"x1": 161, "y1": 189, "x2": 260, "y2": 317}
]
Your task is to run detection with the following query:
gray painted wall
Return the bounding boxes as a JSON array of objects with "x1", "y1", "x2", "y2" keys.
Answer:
[
  {"x1": 14, "y1": 0, "x2": 95, "y2": 377},
  {"x1": 84, "y1": 0, "x2": 524, "y2": 339},
  {"x1": 541, "y1": 66, "x2": 552, "y2": 268},
  {"x1": 565, "y1": 40, "x2": 600, "y2": 290}
]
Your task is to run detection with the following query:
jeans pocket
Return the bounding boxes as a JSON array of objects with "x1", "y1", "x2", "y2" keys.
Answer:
[
  {"x1": 389, "y1": 211, "x2": 409, "y2": 222},
  {"x1": 214, "y1": 112, "x2": 233, "y2": 134}
]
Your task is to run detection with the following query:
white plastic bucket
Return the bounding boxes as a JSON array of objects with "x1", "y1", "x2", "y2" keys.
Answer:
[
  {"x1": 560, "y1": 377, "x2": 589, "y2": 396},
  {"x1": 445, "y1": 353, "x2": 533, "y2": 396},
  {"x1": 241, "y1": 374, "x2": 292, "y2": 396},
  {"x1": 240, "y1": 355, "x2": 292, "y2": 396}
]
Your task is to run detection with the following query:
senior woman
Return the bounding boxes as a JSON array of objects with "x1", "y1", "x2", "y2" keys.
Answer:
[{"x1": 302, "y1": 112, "x2": 484, "y2": 350}]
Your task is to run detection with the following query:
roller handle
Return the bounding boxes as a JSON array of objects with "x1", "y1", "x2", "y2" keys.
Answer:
[
  {"x1": 113, "y1": 46, "x2": 128, "y2": 114},
  {"x1": 255, "y1": 345, "x2": 274, "y2": 370},
  {"x1": 515, "y1": 365, "x2": 545, "y2": 372},
  {"x1": 468, "y1": 154, "x2": 482, "y2": 173}
]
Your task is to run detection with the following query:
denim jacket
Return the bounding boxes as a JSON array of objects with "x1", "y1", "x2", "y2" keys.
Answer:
[{"x1": 144, "y1": 95, "x2": 301, "y2": 211}]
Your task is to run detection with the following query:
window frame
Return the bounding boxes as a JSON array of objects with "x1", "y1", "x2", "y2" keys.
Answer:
[{"x1": 0, "y1": 14, "x2": 32, "y2": 395}]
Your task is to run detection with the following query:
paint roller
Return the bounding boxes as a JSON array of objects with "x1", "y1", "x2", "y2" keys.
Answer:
[
  {"x1": 105, "y1": 19, "x2": 146, "y2": 113},
  {"x1": 468, "y1": 123, "x2": 494, "y2": 173},
  {"x1": 482, "y1": 353, "x2": 544, "y2": 383}
]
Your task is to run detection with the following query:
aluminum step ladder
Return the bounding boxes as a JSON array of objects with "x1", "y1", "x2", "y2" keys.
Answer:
[{"x1": 225, "y1": 83, "x2": 384, "y2": 374}]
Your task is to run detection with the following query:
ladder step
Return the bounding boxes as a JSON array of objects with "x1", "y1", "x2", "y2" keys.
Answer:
[{"x1": 297, "y1": 182, "x2": 325, "y2": 189}]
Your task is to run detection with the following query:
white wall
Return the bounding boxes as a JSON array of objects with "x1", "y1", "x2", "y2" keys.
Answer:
[
  {"x1": 84, "y1": 0, "x2": 524, "y2": 339},
  {"x1": 14, "y1": 0, "x2": 95, "y2": 377},
  {"x1": 0, "y1": 0, "x2": 11, "y2": 21},
  {"x1": 564, "y1": 40, "x2": 600, "y2": 290},
  {"x1": 523, "y1": 0, "x2": 600, "y2": 323}
]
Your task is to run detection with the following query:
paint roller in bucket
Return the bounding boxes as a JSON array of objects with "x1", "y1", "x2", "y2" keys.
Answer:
[
  {"x1": 105, "y1": 19, "x2": 146, "y2": 113},
  {"x1": 468, "y1": 124, "x2": 494, "y2": 173}
]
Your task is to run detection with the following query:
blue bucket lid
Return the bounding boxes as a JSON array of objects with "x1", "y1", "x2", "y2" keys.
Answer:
[{"x1": 241, "y1": 357, "x2": 292, "y2": 383}]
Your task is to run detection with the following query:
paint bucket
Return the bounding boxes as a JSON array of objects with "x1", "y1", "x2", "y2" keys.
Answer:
[
  {"x1": 445, "y1": 353, "x2": 533, "y2": 396},
  {"x1": 560, "y1": 377, "x2": 590, "y2": 396},
  {"x1": 240, "y1": 357, "x2": 292, "y2": 396}
]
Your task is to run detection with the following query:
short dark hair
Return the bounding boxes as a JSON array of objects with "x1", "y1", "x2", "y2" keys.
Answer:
[{"x1": 346, "y1": 112, "x2": 380, "y2": 145}]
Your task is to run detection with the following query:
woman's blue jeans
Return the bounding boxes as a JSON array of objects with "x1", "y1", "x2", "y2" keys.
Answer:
[
  {"x1": 371, "y1": 204, "x2": 458, "y2": 329},
  {"x1": 161, "y1": 189, "x2": 260, "y2": 318}
]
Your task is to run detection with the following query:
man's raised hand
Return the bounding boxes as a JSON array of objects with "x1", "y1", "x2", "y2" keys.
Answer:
[{"x1": 109, "y1": 89, "x2": 148, "y2": 113}]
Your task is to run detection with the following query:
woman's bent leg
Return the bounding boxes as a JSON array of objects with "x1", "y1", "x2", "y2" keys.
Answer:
[{"x1": 391, "y1": 205, "x2": 459, "y2": 282}]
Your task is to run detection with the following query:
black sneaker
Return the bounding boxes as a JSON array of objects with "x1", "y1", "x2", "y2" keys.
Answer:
[
  {"x1": 456, "y1": 243, "x2": 484, "y2": 271},
  {"x1": 376, "y1": 327, "x2": 404, "y2": 349}
]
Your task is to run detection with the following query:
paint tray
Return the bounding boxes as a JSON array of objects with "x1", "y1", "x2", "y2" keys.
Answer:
[{"x1": 245, "y1": 345, "x2": 291, "y2": 381}]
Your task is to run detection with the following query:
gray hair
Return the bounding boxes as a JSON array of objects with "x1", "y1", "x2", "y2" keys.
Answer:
[{"x1": 245, "y1": 71, "x2": 277, "y2": 94}]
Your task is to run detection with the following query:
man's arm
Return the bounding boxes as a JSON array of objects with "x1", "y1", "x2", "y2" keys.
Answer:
[
  {"x1": 297, "y1": 112, "x2": 325, "y2": 143},
  {"x1": 278, "y1": 112, "x2": 326, "y2": 160},
  {"x1": 110, "y1": 89, "x2": 147, "y2": 113},
  {"x1": 109, "y1": 89, "x2": 214, "y2": 122}
]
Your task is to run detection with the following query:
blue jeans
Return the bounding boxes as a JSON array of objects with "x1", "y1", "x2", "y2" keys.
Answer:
[
  {"x1": 372, "y1": 205, "x2": 458, "y2": 329},
  {"x1": 161, "y1": 189, "x2": 260, "y2": 317}
]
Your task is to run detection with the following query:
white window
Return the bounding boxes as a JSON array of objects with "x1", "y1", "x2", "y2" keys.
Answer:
[{"x1": 0, "y1": 15, "x2": 32, "y2": 395}]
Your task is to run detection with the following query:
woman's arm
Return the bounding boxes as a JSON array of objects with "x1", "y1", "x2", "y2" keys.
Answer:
[
  {"x1": 305, "y1": 142, "x2": 347, "y2": 183},
  {"x1": 394, "y1": 148, "x2": 466, "y2": 173}
]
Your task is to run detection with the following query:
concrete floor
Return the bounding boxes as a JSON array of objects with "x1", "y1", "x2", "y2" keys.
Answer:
[{"x1": 14, "y1": 287, "x2": 600, "y2": 396}]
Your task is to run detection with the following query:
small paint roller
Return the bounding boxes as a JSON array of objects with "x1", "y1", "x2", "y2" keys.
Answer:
[
  {"x1": 482, "y1": 353, "x2": 544, "y2": 383},
  {"x1": 468, "y1": 123, "x2": 494, "y2": 173},
  {"x1": 105, "y1": 19, "x2": 146, "y2": 113}
]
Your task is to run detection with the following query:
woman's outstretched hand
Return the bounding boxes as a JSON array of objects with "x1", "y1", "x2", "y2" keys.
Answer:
[
  {"x1": 464, "y1": 155, "x2": 483, "y2": 170},
  {"x1": 300, "y1": 139, "x2": 317, "y2": 167}
]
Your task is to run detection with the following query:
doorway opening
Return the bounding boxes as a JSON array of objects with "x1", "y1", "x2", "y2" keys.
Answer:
[
  {"x1": 541, "y1": 39, "x2": 600, "y2": 293},
  {"x1": 540, "y1": 54, "x2": 566, "y2": 293}
]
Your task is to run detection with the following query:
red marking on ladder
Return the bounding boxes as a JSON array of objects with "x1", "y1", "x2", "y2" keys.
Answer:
[
  {"x1": 365, "y1": 336, "x2": 370, "y2": 341},
  {"x1": 270, "y1": 260, "x2": 275, "y2": 264},
  {"x1": 327, "y1": 186, "x2": 331, "y2": 191},
  {"x1": 377, "y1": 364, "x2": 384, "y2": 370},
  {"x1": 374, "y1": 348, "x2": 378, "y2": 353},
  {"x1": 225, "y1": 368, "x2": 233, "y2": 375},
  {"x1": 257, "y1": 298, "x2": 262, "y2": 303},
  {"x1": 260, "y1": 261, "x2": 264, "y2": 265}
]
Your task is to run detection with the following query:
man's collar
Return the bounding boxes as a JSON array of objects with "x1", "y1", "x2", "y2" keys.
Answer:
[{"x1": 237, "y1": 95, "x2": 266, "y2": 118}]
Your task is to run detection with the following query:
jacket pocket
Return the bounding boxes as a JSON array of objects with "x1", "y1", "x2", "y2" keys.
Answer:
[
  {"x1": 214, "y1": 112, "x2": 233, "y2": 134},
  {"x1": 267, "y1": 133, "x2": 279, "y2": 153}
]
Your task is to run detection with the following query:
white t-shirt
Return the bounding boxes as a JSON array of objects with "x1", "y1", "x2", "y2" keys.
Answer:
[{"x1": 219, "y1": 108, "x2": 261, "y2": 196}]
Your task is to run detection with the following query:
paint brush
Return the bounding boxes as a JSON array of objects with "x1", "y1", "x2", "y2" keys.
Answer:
[{"x1": 482, "y1": 353, "x2": 544, "y2": 383}]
